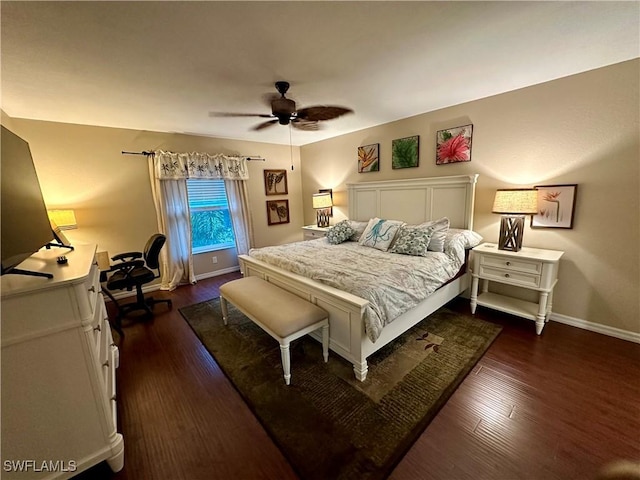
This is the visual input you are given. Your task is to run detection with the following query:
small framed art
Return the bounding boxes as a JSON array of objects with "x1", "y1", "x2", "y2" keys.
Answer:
[
  {"x1": 358, "y1": 143, "x2": 379, "y2": 172},
  {"x1": 264, "y1": 169, "x2": 288, "y2": 196},
  {"x1": 531, "y1": 184, "x2": 577, "y2": 229},
  {"x1": 266, "y1": 199, "x2": 290, "y2": 225},
  {"x1": 436, "y1": 124, "x2": 473, "y2": 165},
  {"x1": 392, "y1": 135, "x2": 419, "y2": 169}
]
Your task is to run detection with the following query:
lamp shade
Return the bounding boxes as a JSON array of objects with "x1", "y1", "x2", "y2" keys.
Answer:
[
  {"x1": 312, "y1": 193, "x2": 333, "y2": 209},
  {"x1": 492, "y1": 189, "x2": 538, "y2": 215},
  {"x1": 47, "y1": 209, "x2": 77, "y2": 230}
]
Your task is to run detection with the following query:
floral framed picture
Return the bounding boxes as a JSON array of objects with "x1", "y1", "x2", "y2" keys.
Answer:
[
  {"x1": 531, "y1": 184, "x2": 577, "y2": 229},
  {"x1": 266, "y1": 199, "x2": 290, "y2": 225},
  {"x1": 264, "y1": 169, "x2": 288, "y2": 196},
  {"x1": 392, "y1": 135, "x2": 419, "y2": 169},
  {"x1": 358, "y1": 143, "x2": 380, "y2": 172},
  {"x1": 436, "y1": 124, "x2": 473, "y2": 165}
]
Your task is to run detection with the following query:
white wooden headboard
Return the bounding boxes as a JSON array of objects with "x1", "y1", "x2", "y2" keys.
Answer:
[{"x1": 347, "y1": 174, "x2": 478, "y2": 230}]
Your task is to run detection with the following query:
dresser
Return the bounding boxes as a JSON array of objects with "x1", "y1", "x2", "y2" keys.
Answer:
[
  {"x1": 470, "y1": 243, "x2": 564, "y2": 335},
  {"x1": 302, "y1": 224, "x2": 330, "y2": 240},
  {"x1": 1, "y1": 244, "x2": 124, "y2": 479}
]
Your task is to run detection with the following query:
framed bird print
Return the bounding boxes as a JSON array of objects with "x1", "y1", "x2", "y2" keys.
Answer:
[
  {"x1": 266, "y1": 199, "x2": 290, "y2": 225},
  {"x1": 264, "y1": 169, "x2": 288, "y2": 195}
]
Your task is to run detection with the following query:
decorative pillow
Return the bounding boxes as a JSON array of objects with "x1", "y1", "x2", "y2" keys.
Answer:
[
  {"x1": 348, "y1": 220, "x2": 369, "y2": 242},
  {"x1": 389, "y1": 225, "x2": 434, "y2": 256},
  {"x1": 359, "y1": 218, "x2": 404, "y2": 251},
  {"x1": 419, "y1": 217, "x2": 450, "y2": 252},
  {"x1": 326, "y1": 220, "x2": 355, "y2": 245},
  {"x1": 445, "y1": 228, "x2": 483, "y2": 250}
]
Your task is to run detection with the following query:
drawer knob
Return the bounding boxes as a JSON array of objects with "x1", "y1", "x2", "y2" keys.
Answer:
[
  {"x1": 504, "y1": 273, "x2": 510, "y2": 278},
  {"x1": 103, "y1": 360, "x2": 110, "y2": 368},
  {"x1": 505, "y1": 261, "x2": 511, "y2": 266},
  {"x1": 94, "y1": 324, "x2": 101, "y2": 332},
  {"x1": 111, "y1": 395, "x2": 117, "y2": 401},
  {"x1": 88, "y1": 286, "x2": 96, "y2": 293}
]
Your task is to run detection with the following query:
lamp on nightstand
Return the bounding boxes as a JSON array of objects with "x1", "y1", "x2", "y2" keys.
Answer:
[
  {"x1": 312, "y1": 192, "x2": 333, "y2": 228},
  {"x1": 492, "y1": 189, "x2": 538, "y2": 252}
]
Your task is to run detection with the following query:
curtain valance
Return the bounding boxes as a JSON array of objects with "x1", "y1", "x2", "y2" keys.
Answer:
[{"x1": 153, "y1": 150, "x2": 249, "y2": 180}]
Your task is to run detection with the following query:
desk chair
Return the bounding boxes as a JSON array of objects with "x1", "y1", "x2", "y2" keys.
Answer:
[{"x1": 105, "y1": 233, "x2": 173, "y2": 332}]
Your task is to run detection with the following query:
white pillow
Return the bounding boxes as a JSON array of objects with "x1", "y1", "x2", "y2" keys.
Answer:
[
  {"x1": 348, "y1": 220, "x2": 369, "y2": 242},
  {"x1": 419, "y1": 217, "x2": 450, "y2": 252},
  {"x1": 359, "y1": 218, "x2": 404, "y2": 251}
]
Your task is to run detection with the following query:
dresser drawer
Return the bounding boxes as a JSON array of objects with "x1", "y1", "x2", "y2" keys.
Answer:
[
  {"x1": 480, "y1": 254, "x2": 542, "y2": 274},
  {"x1": 478, "y1": 265, "x2": 541, "y2": 288}
]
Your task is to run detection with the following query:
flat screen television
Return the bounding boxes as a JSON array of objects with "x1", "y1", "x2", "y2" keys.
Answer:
[{"x1": 1, "y1": 125, "x2": 60, "y2": 277}]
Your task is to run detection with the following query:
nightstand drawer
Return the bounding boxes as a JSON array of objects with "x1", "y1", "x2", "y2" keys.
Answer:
[
  {"x1": 479, "y1": 265, "x2": 541, "y2": 288},
  {"x1": 304, "y1": 230, "x2": 326, "y2": 240},
  {"x1": 480, "y1": 255, "x2": 542, "y2": 274}
]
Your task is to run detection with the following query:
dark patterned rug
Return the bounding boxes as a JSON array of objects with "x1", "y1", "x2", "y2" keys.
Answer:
[{"x1": 180, "y1": 298, "x2": 501, "y2": 480}]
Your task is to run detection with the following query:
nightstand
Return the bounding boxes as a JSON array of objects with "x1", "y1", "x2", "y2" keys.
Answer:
[
  {"x1": 302, "y1": 224, "x2": 330, "y2": 240},
  {"x1": 470, "y1": 243, "x2": 564, "y2": 335}
]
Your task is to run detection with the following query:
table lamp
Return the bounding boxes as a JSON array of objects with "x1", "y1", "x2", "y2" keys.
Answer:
[
  {"x1": 312, "y1": 192, "x2": 333, "y2": 228},
  {"x1": 492, "y1": 189, "x2": 538, "y2": 252}
]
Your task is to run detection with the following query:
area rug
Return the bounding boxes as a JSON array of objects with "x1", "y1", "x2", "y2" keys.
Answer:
[{"x1": 180, "y1": 298, "x2": 501, "y2": 480}]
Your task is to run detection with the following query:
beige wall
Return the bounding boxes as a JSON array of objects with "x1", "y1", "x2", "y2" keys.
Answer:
[
  {"x1": 301, "y1": 59, "x2": 640, "y2": 334},
  {"x1": 3, "y1": 59, "x2": 638, "y2": 334},
  {"x1": 1, "y1": 117, "x2": 303, "y2": 277}
]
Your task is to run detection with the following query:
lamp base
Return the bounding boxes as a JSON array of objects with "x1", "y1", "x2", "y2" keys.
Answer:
[
  {"x1": 498, "y1": 215, "x2": 525, "y2": 252},
  {"x1": 316, "y1": 209, "x2": 330, "y2": 228}
]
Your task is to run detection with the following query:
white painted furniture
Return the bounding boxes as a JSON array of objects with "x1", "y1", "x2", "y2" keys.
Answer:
[
  {"x1": 302, "y1": 224, "x2": 330, "y2": 240},
  {"x1": 220, "y1": 276, "x2": 329, "y2": 385},
  {"x1": 1, "y1": 244, "x2": 124, "y2": 479},
  {"x1": 470, "y1": 243, "x2": 564, "y2": 334},
  {"x1": 239, "y1": 174, "x2": 478, "y2": 381}
]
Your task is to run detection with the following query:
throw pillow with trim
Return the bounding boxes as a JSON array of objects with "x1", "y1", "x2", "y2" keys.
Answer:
[
  {"x1": 326, "y1": 220, "x2": 355, "y2": 245},
  {"x1": 389, "y1": 225, "x2": 434, "y2": 256},
  {"x1": 359, "y1": 218, "x2": 404, "y2": 251},
  {"x1": 348, "y1": 220, "x2": 369, "y2": 242},
  {"x1": 420, "y1": 217, "x2": 450, "y2": 252}
]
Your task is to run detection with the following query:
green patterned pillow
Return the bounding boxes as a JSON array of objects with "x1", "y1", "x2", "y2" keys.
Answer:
[
  {"x1": 326, "y1": 220, "x2": 355, "y2": 245},
  {"x1": 389, "y1": 225, "x2": 434, "y2": 256}
]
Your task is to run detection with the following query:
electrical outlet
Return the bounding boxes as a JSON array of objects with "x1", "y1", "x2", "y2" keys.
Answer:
[{"x1": 211, "y1": 256, "x2": 218, "y2": 264}]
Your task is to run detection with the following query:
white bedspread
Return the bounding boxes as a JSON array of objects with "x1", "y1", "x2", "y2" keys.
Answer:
[{"x1": 248, "y1": 231, "x2": 477, "y2": 342}]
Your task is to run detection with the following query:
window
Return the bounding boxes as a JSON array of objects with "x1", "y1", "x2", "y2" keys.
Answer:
[{"x1": 187, "y1": 179, "x2": 235, "y2": 253}]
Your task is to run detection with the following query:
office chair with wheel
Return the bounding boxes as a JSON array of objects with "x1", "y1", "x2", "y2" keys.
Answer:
[{"x1": 105, "y1": 233, "x2": 173, "y2": 331}]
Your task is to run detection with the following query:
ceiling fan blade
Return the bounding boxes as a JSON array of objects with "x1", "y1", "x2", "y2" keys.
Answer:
[
  {"x1": 295, "y1": 106, "x2": 353, "y2": 122},
  {"x1": 252, "y1": 119, "x2": 279, "y2": 131},
  {"x1": 291, "y1": 119, "x2": 320, "y2": 131},
  {"x1": 209, "y1": 112, "x2": 273, "y2": 118}
]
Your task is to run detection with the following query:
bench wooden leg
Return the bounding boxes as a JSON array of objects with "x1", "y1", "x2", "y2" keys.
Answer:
[
  {"x1": 220, "y1": 296, "x2": 229, "y2": 325},
  {"x1": 279, "y1": 343, "x2": 291, "y2": 385},
  {"x1": 321, "y1": 323, "x2": 329, "y2": 363}
]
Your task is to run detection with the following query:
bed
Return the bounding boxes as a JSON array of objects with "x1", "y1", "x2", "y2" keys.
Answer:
[{"x1": 239, "y1": 174, "x2": 479, "y2": 381}]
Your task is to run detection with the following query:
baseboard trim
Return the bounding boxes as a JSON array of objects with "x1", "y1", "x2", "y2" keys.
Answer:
[
  {"x1": 104, "y1": 267, "x2": 240, "y2": 302},
  {"x1": 194, "y1": 266, "x2": 240, "y2": 282},
  {"x1": 550, "y1": 312, "x2": 640, "y2": 344}
]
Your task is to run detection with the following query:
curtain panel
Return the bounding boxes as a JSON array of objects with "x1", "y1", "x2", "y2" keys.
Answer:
[{"x1": 153, "y1": 151, "x2": 249, "y2": 180}]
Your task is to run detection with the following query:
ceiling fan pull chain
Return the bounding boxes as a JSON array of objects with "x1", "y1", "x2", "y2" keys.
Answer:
[{"x1": 289, "y1": 125, "x2": 294, "y2": 171}]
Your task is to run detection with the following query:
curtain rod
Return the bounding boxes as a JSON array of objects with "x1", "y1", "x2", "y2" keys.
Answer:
[{"x1": 121, "y1": 150, "x2": 265, "y2": 161}]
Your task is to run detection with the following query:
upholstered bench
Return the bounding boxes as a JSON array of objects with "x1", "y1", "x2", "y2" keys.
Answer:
[{"x1": 219, "y1": 276, "x2": 329, "y2": 385}]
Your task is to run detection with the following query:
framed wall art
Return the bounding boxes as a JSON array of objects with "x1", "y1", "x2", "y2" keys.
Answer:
[
  {"x1": 531, "y1": 184, "x2": 577, "y2": 229},
  {"x1": 436, "y1": 124, "x2": 473, "y2": 165},
  {"x1": 266, "y1": 199, "x2": 290, "y2": 225},
  {"x1": 358, "y1": 143, "x2": 379, "y2": 173},
  {"x1": 392, "y1": 135, "x2": 420, "y2": 169},
  {"x1": 264, "y1": 169, "x2": 288, "y2": 195}
]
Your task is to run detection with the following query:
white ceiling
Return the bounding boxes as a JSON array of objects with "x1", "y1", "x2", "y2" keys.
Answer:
[{"x1": 2, "y1": 1, "x2": 638, "y2": 146}]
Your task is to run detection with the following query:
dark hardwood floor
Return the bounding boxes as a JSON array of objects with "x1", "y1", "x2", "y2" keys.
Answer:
[{"x1": 78, "y1": 273, "x2": 640, "y2": 480}]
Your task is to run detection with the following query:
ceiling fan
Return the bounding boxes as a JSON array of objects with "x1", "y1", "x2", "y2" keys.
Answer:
[{"x1": 211, "y1": 81, "x2": 353, "y2": 131}]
